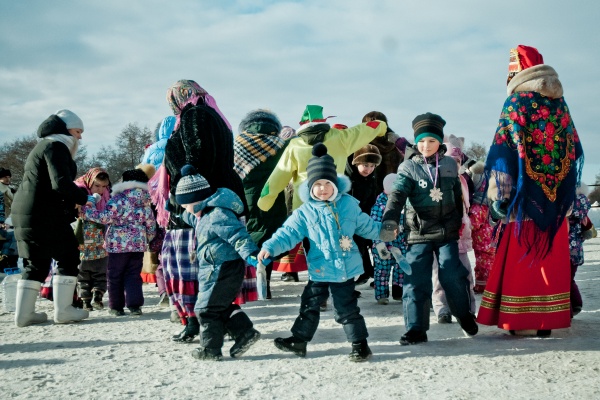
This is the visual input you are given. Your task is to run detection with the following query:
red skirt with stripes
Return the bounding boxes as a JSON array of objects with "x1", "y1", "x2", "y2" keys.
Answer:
[{"x1": 477, "y1": 220, "x2": 571, "y2": 331}]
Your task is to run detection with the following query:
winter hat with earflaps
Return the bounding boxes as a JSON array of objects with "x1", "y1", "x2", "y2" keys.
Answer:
[
  {"x1": 306, "y1": 143, "x2": 338, "y2": 201},
  {"x1": 175, "y1": 165, "x2": 213, "y2": 206}
]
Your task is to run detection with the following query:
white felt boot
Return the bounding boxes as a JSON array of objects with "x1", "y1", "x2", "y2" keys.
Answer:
[
  {"x1": 53, "y1": 275, "x2": 89, "y2": 324},
  {"x1": 14, "y1": 280, "x2": 48, "y2": 327}
]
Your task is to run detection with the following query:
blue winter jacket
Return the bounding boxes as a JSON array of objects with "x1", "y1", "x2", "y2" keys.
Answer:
[
  {"x1": 181, "y1": 188, "x2": 259, "y2": 274},
  {"x1": 262, "y1": 175, "x2": 381, "y2": 282},
  {"x1": 141, "y1": 116, "x2": 176, "y2": 170}
]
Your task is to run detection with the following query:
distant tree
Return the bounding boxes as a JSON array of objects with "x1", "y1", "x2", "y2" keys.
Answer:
[
  {"x1": 0, "y1": 134, "x2": 37, "y2": 186},
  {"x1": 464, "y1": 141, "x2": 488, "y2": 161},
  {"x1": 90, "y1": 123, "x2": 153, "y2": 182},
  {"x1": 588, "y1": 172, "x2": 600, "y2": 204}
]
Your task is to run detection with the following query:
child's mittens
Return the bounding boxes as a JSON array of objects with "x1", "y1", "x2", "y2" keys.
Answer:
[
  {"x1": 379, "y1": 220, "x2": 398, "y2": 242},
  {"x1": 375, "y1": 242, "x2": 391, "y2": 260},
  {"x1": 389, "y1": 247, "x2": 412, "y2": 275}
]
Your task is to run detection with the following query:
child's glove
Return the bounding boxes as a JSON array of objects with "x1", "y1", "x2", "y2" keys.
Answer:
[
  {"x1": 375, "y1": 242, "x2": 391, "y2": 260},
  {"x1": 490, "y1": 200, "x2": 509, "y2": 221},
  {"x1": 380, "y1": 220, "x2": 398, "y2": 242},
  {"x1": 389, "y1": 247, "x2": 412, "y2": 275}
]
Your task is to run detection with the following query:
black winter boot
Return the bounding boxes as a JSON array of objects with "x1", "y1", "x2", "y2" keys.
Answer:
[
  {"x1": 91, "y1": 290, "x2": 104, "y2": 310},
  {"x1": 400, "y1": 330, "x2": 428, "y2": 345},
  {"x1": 230, "y1": 328, "x2": 261, "y2": 358},
  {"x1": 456, "y1": 313, "x2": 478, "y2": 337},
  {"x1": 274, "y1": 336, "x2": 307, "y2": 357},
  {"x1": 349, "y1": 340, "x2": 372, "y2": 362},
  {"x1": 82, "y1": 299, "x2": 94, "y2": 311},
  {"x1": 191, "y1": 347, "x2": 223, "y2": 361},
  {"x1": 173, "y1": 317, "x2": 200, "y2": 343},
  {"x1": 392, "y1": 285, "x2": 403, "y2": 301}
]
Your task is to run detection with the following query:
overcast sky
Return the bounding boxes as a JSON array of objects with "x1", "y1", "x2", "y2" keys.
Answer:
[{"x1": 1, "y1": 1, "x2": 599, "y2": 183}]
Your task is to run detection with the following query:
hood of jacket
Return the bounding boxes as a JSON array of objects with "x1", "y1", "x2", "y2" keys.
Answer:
[
  {"x1": 157, "y1": 116, "x2": 176, "y2": 141},
  {"x1": 37, "y1": 114, "x2": 70, "y2": 138},
  {"x1": 298, "y1": 174, "x2": 351, "y2": 204},
  {"x1": 507, "y1": 64, "x2": 563, "y2": 98},
  {"x1": 195, "y1": 187, "x2": 245, "y2": 216},
  {"x1": 111, "y1": 180, "x2": 149, "y2": 196},
  {"x1": 297, "y1": 123, "x2": 331, "y2": 145}
]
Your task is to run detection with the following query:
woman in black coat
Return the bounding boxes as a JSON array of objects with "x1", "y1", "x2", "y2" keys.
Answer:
[{"x1": 12, "y1": 110, "x2": 90, "y2": 327}]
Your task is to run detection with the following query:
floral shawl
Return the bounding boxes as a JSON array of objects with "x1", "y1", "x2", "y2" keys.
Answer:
[{"x1": 485, "y1": 86, "x2": 583, "y2": 255}]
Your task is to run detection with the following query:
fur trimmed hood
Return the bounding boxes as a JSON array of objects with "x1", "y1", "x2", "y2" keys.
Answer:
[
  {"x1": 298, "y1": 174, "x2": 351, "y2": 204},
  {"x1": 507, "y1": 64, "x2": 563, "y2": 98},
  {"x1": 111, "y1": 180, "x2": 149, "y2": 196}
]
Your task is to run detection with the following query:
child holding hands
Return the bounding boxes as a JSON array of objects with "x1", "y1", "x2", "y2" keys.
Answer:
[
  {"x1": 379, "y1": 113, "x2": 477, "y2": 345},
  {"x1": 175, "y1": 165, "x2": 261, "y2": 361},
  {"x1": 258, "y1": 143, "x2": 381, "y2": 362}
]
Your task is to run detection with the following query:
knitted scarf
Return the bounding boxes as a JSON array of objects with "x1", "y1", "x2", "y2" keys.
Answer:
[
  {"x1": 43, "y1": 133, "x2": 78, "y2": 158},
  {"x1": 485, "y1": 91, "x2": 583, "y2": 256},
  {"x1": 233, "y1": 132, "x2": 286, "y2": 179}
]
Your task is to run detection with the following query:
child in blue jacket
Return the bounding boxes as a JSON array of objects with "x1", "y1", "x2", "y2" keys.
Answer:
[
  {"x1": 258, "y1": 143, "x2": 382, "y2": 362},
  {"x1": 176, "y1": 165, "x2": 261, "y2": 361}
]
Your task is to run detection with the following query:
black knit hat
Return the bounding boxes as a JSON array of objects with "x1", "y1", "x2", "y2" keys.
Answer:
[
  {"x1": 238, "y1": 109, "x2": 282, "y2": 135},
  {"x1": 0, "y1": 168, "x2": 11, "y2": 179},
  {"x1": 175, "y1": 165, "x2": 213, "y2": 206},
  {"x1": 306, "y1": 143, "x2": 338, "y2": 193},
  {"x1": 412, "y1": 112, "x2": 446, "y2": 144}
]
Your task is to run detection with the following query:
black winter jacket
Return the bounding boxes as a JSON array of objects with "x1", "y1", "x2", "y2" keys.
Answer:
[{"x1": 12, "y1": 115, "x2": 88, "y2": 257}]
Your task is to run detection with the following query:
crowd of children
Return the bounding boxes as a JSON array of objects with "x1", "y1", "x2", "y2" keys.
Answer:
[{"x1": 4, "y1": 44, "x2": 592, "y2": 363}]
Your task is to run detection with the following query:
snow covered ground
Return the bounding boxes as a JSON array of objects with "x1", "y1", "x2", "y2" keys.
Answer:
[{"x1": 1, "y1": 240, "x2": 600, "y2": 399}]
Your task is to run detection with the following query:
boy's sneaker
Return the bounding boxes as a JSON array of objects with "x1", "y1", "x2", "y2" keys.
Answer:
[
  {"x1": 230, "y1": 328, "x2": 261, "y2": 358},
  {"x1": 109, "y1": 308, "x2": 125, "y2": 316},
  {"x1": 191, "y1": 347, "x2": 223, "y2": 361},
  {"x1": 400, "y1": 330, "x2": 428, "y2": 345},
  {"x1": 349, "y1": 340, "x2": 372, "y2": 362},
  {"x1": 128, "y1": 307, "x2": 143, "y2": 316},
  {"x1": 456, "y1": 314, "x2": 478, "y2": 336},
  {"x1": 377, "y1": 298, "x2": 389, "y2": 305},
  {"x1": 437, "y1": 313, "x2": 452, "y2": 324},
  {"x1": 274, "y1": 336, "x2": 307, "y2": 358}
]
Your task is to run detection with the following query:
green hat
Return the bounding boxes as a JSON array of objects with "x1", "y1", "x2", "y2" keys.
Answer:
[{"x1": 299, "y1": 105, "x2": 327, "y2": 125}]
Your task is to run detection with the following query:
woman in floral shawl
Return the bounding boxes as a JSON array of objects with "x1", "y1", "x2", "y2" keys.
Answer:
[{"x1": 477, "y1": 45, "x2": 584, "y2": 337}]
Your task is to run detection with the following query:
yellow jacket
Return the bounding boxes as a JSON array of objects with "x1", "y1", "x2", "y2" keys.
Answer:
[{"x1": 257, "y1": 121, "x2": 387, "y2": 211}]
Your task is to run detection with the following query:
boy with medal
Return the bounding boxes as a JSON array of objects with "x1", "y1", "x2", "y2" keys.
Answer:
[{"x1": 379, "y1": 112, "x2": 478, "y2": 345}]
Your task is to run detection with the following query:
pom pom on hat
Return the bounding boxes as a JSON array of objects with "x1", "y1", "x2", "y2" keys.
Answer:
[
  {"x1": 55, "y1": 109, "x2": 84, "y2": 131},
  {"x1": 443, "y1": 134, "x2": 465, "y2": 160},
  {"x1": 175, "y1": 164, "x2": 213, "y2": 206},
  {"x1": 352, "y1": 144, "x2": 382, "y2": 166},
  {"x1": 238, "y1": 109, "x2": 282, "y2": 135},
  {"x1": 306, "y1": 143, "x2": 338, "y2": 196}
]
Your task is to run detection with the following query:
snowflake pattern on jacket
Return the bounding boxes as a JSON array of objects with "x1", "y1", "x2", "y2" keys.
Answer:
[{"x1": 84, "y1": 181, "x2": 156, "y2": 253}]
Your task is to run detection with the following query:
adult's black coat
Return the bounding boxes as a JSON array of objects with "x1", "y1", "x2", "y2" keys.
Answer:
[
  {"x1": 12, "y1": 115, "x2": 88, "y2": 259},
  {"x1": 164, "y1": 103, "x2": 248, "y2": 218}
]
